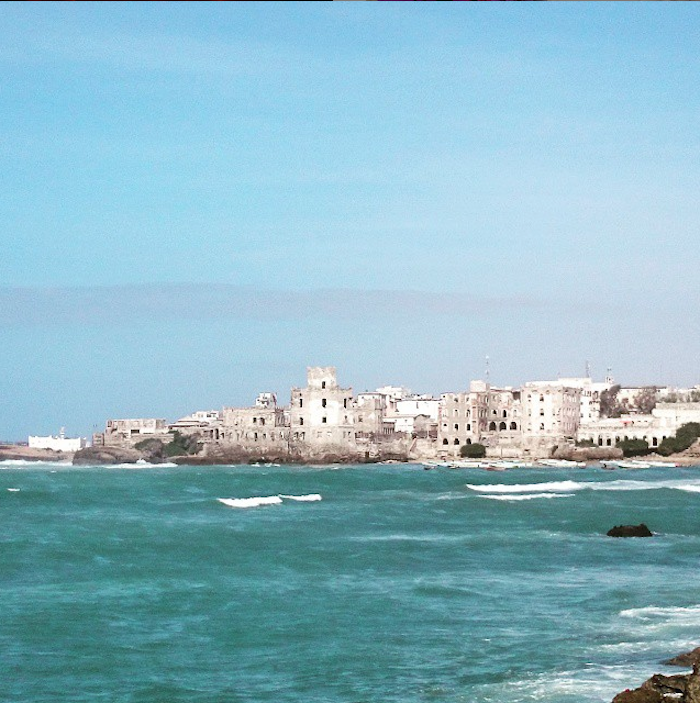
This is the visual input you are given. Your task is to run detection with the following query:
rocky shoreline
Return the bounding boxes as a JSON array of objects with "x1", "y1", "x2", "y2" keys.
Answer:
[{"x1": 613, "y1": 647, "x2": 700, "y2": 702}]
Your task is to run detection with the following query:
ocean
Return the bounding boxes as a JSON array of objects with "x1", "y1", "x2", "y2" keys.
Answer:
[{"x1": 2, "y1": 462, "x2": 700, "y2": 703}]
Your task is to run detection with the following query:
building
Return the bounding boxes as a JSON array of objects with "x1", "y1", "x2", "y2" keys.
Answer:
[
  {"x1": 289, "y1": 367, "x2": 355, "y2": 448},
  {"x1": 578, "y1": 402, "x2": 700, "y2": 450},
  {"x1": 521, "y1": 381, "x2": 581, "y2": 456},
  {"x1": 169, "y1": 410, "x2": 220, "y2": 431},
  {"x1": 437, "y1": 381, "x2": 521, "y2": 456},
  {"x1": 97, "y1": 418, "x2": 170, "y2": 446},
  {"x1": 28, "y1": 428, "x2": 87, "y2": 452}
]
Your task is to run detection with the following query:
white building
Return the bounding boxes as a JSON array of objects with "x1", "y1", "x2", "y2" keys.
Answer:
[
  {"x1": 578, "y1": 402, "x2": 700, "y2": 450},
  {"x1": 28, "y1": 428, "x2": 87, "y2": 452}
]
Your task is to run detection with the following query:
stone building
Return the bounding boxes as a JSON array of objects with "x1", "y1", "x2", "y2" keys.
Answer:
[
  {"x1": 355, "y1": 392, "x2": 387, "y2": 437},
  {"x1": 521, "y1": 382, "x2": 581, "y2": 456},
  {"x1": 289, "y1": 367, "x2": 356, "y2": 452},
  {"x1": 96, "y1": 418, "x2": 170, "y2": 447},
  {"x1": 578, "y1": 402, "x2": 700, "y2": 450},
  {"x1": 437, "y1": 381, "x2": 521, "y2": 456}
]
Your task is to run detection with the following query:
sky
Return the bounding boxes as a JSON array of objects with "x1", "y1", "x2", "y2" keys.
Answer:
[{"x1": 1, "y1": 3, "x2": 699, "y2": 440}]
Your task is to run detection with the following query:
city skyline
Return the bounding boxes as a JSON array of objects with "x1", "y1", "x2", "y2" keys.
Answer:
[{"x1": 2, "y1": 4, "x2": 699, "y2": 440}]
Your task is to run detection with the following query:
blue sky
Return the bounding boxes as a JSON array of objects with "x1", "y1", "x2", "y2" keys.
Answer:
[{"x1": 1, "y1": 3, "x2": 699, "y2": 440}]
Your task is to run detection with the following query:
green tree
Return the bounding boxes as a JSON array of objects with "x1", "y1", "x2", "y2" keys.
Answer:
[
  {"x1": 600, "y1": 385, "x2": 622, "y2": 418},
  {"x1": 460, "y1": 443, "x2": 486, "y2": 458},
  {"x1": 634, "y1": 387, "x2": 658, "y2": 414},
  {"x1": 657, "y1": 423, "x2": 700, "y2": 456}
]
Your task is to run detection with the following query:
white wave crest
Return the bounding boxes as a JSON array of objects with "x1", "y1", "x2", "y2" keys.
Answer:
[
  {"x1": 478, "y1": 492, "x2": 575, "y2": 501},
  {"x1": 467, "y1": 480, "x2": 581, "y2": 494},
  {"x1": 675, "y1": 485, "x2": 700, "y2": 493},
  {"x1": 218, "y1": 496, "x2": 283, "y2": 509},
  {"x1": 7, "y1": 488, "x2": 20, "y2": 492},
  {"x1": 620, "y1": 604, "x2": 700, "y2": 620},
  {"x1": 279, "y1": 494, "x2": 322, "y2": 502},
  {"x1": 107, "y1": 461, "x2": 179, "y2": 469}
]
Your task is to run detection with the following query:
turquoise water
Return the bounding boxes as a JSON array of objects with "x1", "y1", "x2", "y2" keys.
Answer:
[{"x1": 3, "y1": 462, "x2": 700, "y2": 703}]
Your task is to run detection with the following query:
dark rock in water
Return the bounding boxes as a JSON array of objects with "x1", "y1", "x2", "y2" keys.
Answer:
[
  {"x1": 666, "y1": 647, "x2": 700, "y2": 667},
  {"x1": 73, "y1": 446, "x2": 144, "y2": 465},
  {"x1": 612, "y1": 663, "x2": 700, "y2": 703},
  {"x1": 607, "y1": 524, "x2": 653, "y2": 538}
]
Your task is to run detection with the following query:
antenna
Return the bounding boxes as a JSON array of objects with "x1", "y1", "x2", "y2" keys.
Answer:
[
  {"x1": 585, "y1": 360, "x2": 591, "y2": 379},
  {"x1": 485, "y1": 355, "x2": 490, "y2": 384}
]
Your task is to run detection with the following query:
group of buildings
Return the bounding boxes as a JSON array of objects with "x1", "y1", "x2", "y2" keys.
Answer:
[{"x1": 88, "y1": 366, "x2": 700, "y2": 461}]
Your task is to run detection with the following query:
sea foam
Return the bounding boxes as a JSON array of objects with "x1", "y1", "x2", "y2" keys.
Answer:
[
  {"x1": 477, "y1": 492, "x2": 575, "y2": 501},
  {"x1": 218, "y1": 496, "x2": 283, "y2": 509},
  {"x1": 466, "y1": 480, "x2": 581, "y2": 494},
  {"x1": 279, "y1": 494, "x2": 322, "y2": 502}
]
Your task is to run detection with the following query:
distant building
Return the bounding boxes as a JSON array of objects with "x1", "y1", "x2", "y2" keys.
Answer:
[
  {"x1": 169, "y1": 410, "x2": 220, "y2": 431},
  {"x1": 28, "y1": 428, "x2": 87, "y2": 452},
  {"x1": 289, "y1": 367, "x2": 355, "y2": 447},
  {"x1": 97, "y1": 418, "x2": 170, "y2": 446},
  {"x1": 579, "y1": 402, "x2": 700, "y2": 450},
  {"x1": 521, "y1": 381, "x2": 581, "y2": 455}
]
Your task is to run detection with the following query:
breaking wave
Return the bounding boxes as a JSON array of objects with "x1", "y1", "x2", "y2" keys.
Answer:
[
  {"x1": 218, "y1": 493, "x2": 322, "y2": 508},
  {"x1": 467, "y1": 481, "x2": 581, "y2": 494},
  {"x1": 620, "y1": 604, "x2": 700, "y2": 621},
  {"x1": 477, "y1": 492, "x2": 576, "y2": 501},
  {"x1": 218, "y1": 496, "x2": 283, "y2": 509},
  {"x1": 467, "y1": 478, "x2": 700, "y2": 496}
]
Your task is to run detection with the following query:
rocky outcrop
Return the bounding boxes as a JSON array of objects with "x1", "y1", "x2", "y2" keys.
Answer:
[
  {"x1": 553, "y1": 446, "x2": 624, "y2": 461},
  {"x1": 0, "y1": 444, "x2": 74, "y2": 462},
  {"x1": 666, "y1": 648, "x2": 700, "y2": 668},
  {"x1": 607, "y1": 524, "x2": 653, "y2": 538},
  {"x1": 73, "y1": 446, "x2": 146, "y2": 465},
  {"x1": 613, "y1": 664, "x2": 700, "y2": 703}
]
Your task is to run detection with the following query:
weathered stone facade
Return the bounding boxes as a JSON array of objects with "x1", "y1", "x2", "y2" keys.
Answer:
[
  {"x1": 97, "y1": 418, "x2": 170, "y2": 447},
  {"x1": 578, "y1": 402, "x2": 700, "y2": 449}
]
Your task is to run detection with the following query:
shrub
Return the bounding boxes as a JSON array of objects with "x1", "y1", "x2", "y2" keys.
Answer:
[
  {"x1": 617, "y1": 438, "x2": 650, "y2": 457},
  {"x1": 163, "y1": 430, "x2": 201, "y2": 457},
  {"x1": 460, "y1": 443, "x2": 486, "y2": 458},
  {"x1": 657, "y1": 423, "x2": 700, "y2": 456}
]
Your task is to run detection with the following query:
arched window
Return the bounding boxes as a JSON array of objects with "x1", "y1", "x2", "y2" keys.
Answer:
[
  {"x1": 442, "y1": 438, "x2": 448, "y2": 445},
  {"x1": 454, "y1": 438, "x2": 460, "y2": 445},
  {"x1": 499, "y1": 422, "x2": 507, "y2": 431},
  {"x1": 652, "y1": 437, "x2": 658, "y2": 446},
  {"x1": 606, "y1": 438, "x2": 612, "y2": 446},
  {"x1": 466, "y1": 438, "x2": 472, "y2": 445},
  {"x1": 489, "y1": 421, "x2": 496, "y2": 431},
  {"x1": 466, "y1": 423, "x2": 471, "y2": 431},
  {"x1": 503, "y1": 410, "x2": 507, "y2": 418},
  {"x1": 510, "y1": 422, "x2": 517, "y2": 430}
]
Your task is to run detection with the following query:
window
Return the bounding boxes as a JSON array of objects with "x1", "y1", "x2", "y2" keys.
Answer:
[
  {"x1": 510, "y1": 422, "x2": 517, "y2": 430},
  {"x1": 540, "y1": 423, "x2": 545, "y2": 431},
  {"x1": 322, "y1": 381, "x2": 326, "y2": 389},
  {"x1": 322, "y1": 399, "x2": 327, "y2": 408},
  {"x1": 300, "y1": 418, "x2": 304, "y2": 425},
  {"x1": 344, "y1": 398, "x2": 347, "y2": 409},
  {"x1": 442, "y1": 438, "x2": 448, "y2": 445},
  {"x1": 253, "y1": 417, "x2": 257, "y2": 425},
  {"x1": 466, "y1": 423, "x2": 471, "y2": 431},
  {"x1": 299, "y1": 398, "x2": 303, "y2": 408},
  {"x1": 489, "y1": 422, "x2": 496, "y2": 431},
  {"x1": 322, "y1": 417, "x2": 327, "y2": 424},
  {"x1": 454, "y1": 438, "x2": 460, "y2": 445},
  {"x1": 499, "y1": 422, "x2": 506, "y2": 431},
  {"x1": 454, "y1": 423, "x2": 459, "y2": 430}
]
